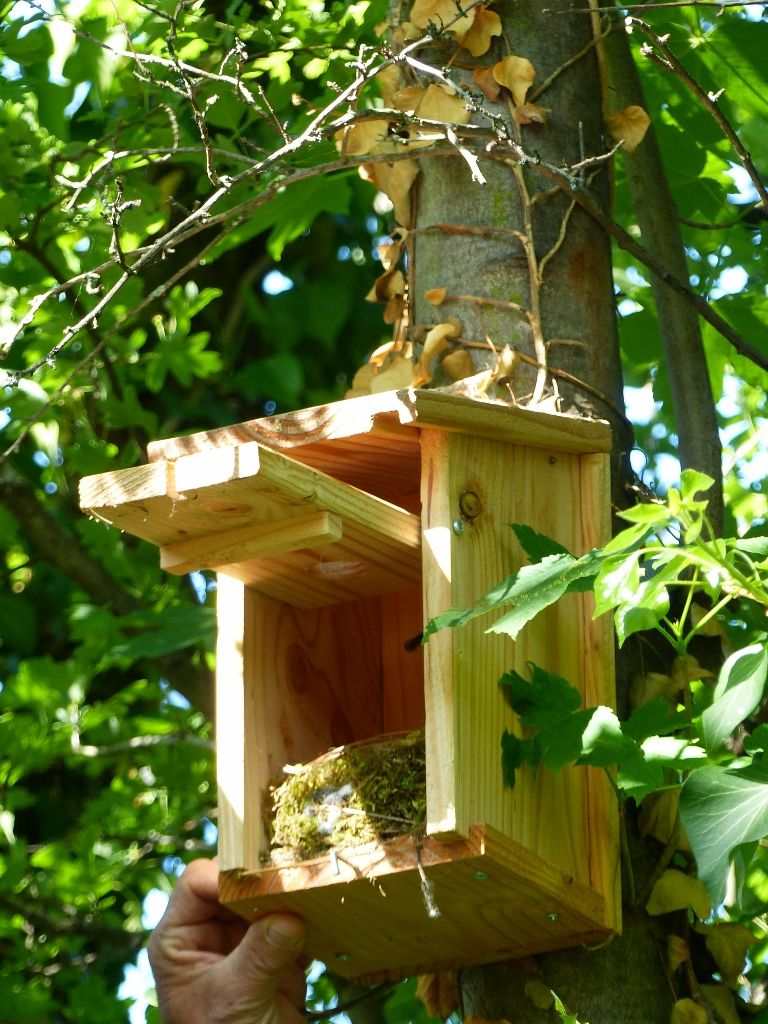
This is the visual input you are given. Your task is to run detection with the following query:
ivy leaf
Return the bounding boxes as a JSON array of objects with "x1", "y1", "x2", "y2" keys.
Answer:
[
  {"x1": 679, "y1": 763, "x2": 768, "y2": 904},
  {"x1": 499, "y1": 664, "x2": 581, "y2": 726},
  {"x1": 623, "y1": 698, "x2": 684, "y2": 741},
  {"x1": 509, "y1": 523, "x2": 572, "y2": 561},
  {"x1": 701, "y1": 644, "x2": 768, "y2": 753}
]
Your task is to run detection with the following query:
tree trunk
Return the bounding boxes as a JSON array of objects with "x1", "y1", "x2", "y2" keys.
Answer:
[
  {"x1": 409, "y1": 0, "x2": 631, "y2": 491},
  {"x1": 404, "y1": 1, "x2": 674, "y2": 1018}
]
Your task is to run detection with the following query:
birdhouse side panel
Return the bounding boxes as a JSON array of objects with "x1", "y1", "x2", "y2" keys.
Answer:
[{"x1": 421, "y1": 429, "x2": 614, "y2": 895}]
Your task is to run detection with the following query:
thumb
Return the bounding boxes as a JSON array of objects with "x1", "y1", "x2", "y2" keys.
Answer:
[{"x1": 224, "y1": 914, "x2": 306, "y2": 998}]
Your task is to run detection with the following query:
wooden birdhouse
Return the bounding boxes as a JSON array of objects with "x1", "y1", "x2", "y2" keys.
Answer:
[{"x1": 79, "y1": 388, "x2": 620, "y2": 981}]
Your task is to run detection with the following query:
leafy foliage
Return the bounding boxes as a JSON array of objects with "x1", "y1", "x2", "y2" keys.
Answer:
[{"x1": 0, "y1": 0, "x2": 766, "y2": 1019}]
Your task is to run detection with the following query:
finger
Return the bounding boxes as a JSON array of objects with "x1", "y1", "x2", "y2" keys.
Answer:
[
  {"x1": 159, "y1": 859, "x2": 221, "y2": 928},
  {"x1": 219, "y1": 914, "x2": 306, "y2": 1002}
]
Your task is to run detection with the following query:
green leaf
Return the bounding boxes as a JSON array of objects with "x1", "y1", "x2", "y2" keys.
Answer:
[
  {"x1": 614, "y1": 573, "x2": 671, "y2": 646},
  {"x1": 499, "y1": 664, "x2": 581, "y2": 726},
  {"x1": 510, "y1": 523, "x2": 572, "y2": 561},
  {"x1": 680, "y1": 764, "x2": 768, "y2": 904},
  {"x1": 680, "y1": 468, "x2": 716, "y2": 502},
  {"x1": 487, "y1": 551, "x2": 603, "y2": 640},
  {"x1": 501, "y1": 729, "x2": 529, "y2": 788},
  {"x1": 701, "y1": 644, "x2": 768, "y2": 753},
  {"x1": 623, "y1": 698, "x2": 684, "y2": 741},
  {"x1": 617, "y1": 502, "x2": 671, "y2": 526},
  {"x1": 207, "y1": 175, "x2": 353, "y2": 262},
  {"x1": 424, "y1": 550, "x2": 601, "y2": 640},
  {"x1": 593, "y1": 551, "x2": 642, "y2": 617}
]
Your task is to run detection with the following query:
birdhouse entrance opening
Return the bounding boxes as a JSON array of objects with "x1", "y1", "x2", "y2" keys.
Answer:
[{"x1": 218, "y1": 577, "x2": 427, "y2": 870}]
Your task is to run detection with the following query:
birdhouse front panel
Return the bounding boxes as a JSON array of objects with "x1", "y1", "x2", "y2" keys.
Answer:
[{"x1": 79, "y1": 388, "x2": 620, "y2": 981}]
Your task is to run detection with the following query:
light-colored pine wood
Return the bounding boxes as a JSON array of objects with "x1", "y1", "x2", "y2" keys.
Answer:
[
  {"x1": 146, "y1": 388, "x2": 611, "y2": 465},
  {"x1": 160, "y1": 511, "x2": 342, "y2": 574},
  {"x1": 420, "y1": 430, "x2": 615, "y2": 897},
  {"x1": 216, "y1": 575, "x2": 262, "y2": 872},
  {"x1": 78, "y1": 388, "x2": 620, "y2": 970},
  {"x1": 219, "y1": 825, "x2": 611, "y2": 981},
  {"x1": 80, "y1": 440, "x2": 421, "y2": 606}
]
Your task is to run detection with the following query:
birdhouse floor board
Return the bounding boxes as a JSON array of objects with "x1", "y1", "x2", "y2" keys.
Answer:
[{"x1": 218, "y1": 826, "x2": 612, "y2": 981}]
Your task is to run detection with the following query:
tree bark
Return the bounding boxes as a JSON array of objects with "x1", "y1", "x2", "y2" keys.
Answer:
[
  {"x1": 403, "y1": 1, "x2": 676, "y2": 1018},
  {"x1": 409, "y1": 0, "x2": 630, "y2": 474},
  {"x1": 600, "y1": 15, "x2": 723, "y2": 531}
]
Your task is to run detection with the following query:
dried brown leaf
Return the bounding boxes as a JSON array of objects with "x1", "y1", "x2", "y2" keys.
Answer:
[
  {"x1": 417, "y1": 83, "x2": 471, "y2": 125},
  {"x1": 689, "y1": 602, "x2": 727, "y2": 639},
  {"x1": 473, "y1": 65, "x2": 501, "y2": 102},
  {"x1": 416, "y1": 972, "x2": 459, "y2": 1019},
  {"x1": 605, "y1": 105, "x2": 651, "y2": 153},
  {"x1": 448, "y1": 367, "x2": 496, "y2": 398},
  {"x1": 345, "y1": 363, "x2": 375, "y2": 398},
  {"x1": 415, "y1": 319, "x2": 462, "y2": 383},
  {"x1": 669, "y1": 999, "x2": 708, "y2": 1024},
  {"x1": 335, "y1": 119, "x2": 391, "y2": 157},
  {"x1": 371, "y1": 353, "x2": 415, "y2": 392},
  {"x1": 366, "y1": 267, "x2": 405, "y2": 303},
  {"x1": 376, "y1": 64, "x2": 404, "y2": 106},
  {"x1": 629, "y1": 670, "x2": 681, "y2": 709},
  {"x1": 699, "y1": 985, "x2": 741, "y2": 1024},
  {"x1": 457, "y1": 6, "x2": 502, "y2": 56},
  {"x1": 383, "y1": 294, "x2": 404, "y2": 324},
  {"x1": 667, "y1": 934, "x2": 689, "y2": 974},
  {"x1": 442, "y1": 348, "x2": 474, "y2": 380},
  {"x1": 425, "y1": 287, "x2": 447, "y2": 305},
  {"x1": 410, "y1": 0, "x2": 475, "y2": 35},
  {"x1": 492, "y1": 55, "x2": 536, "y2": 107},
  {"x1": 638, "y1": 790, "x2": 691, "y2": 853},
  {"x1": 646, "y1": 869, "x2": 712, "y2": 920},
  {"x1": 671, "y1": 654, "x2": 714, "y2": 688},
  {"x1": 377, "y1": 230, "x2": 407, "y2": 272},
  {"x1": 515, "y1": 102, "x2": 550, "y2": 126},
  {"x1": 361, "y1": 160, "x2": 420, "y2": 228},
  {"x1": 699, "y1": 924, "x2": 754, "y2": 986},
  {"x1": 497, "y1": 344, "x2": 520, "y2": 378}
]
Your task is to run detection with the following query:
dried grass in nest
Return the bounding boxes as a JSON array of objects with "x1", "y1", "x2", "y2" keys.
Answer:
[{"x1": 267, "y1": 731, "x2": 426, "y2": 865}]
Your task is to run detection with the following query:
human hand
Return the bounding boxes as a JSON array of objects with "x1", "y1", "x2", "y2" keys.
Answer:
[{"x1": 148, "y1": 858, "x2": 306, "y2": 1024}]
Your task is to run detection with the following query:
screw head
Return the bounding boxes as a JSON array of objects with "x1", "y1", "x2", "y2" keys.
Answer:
[
  {"x1": 335, "y1": 951, "x2": 352, "y2": 962},
  {"x1": 546, "y1": 912, "x2": 560, "y2": 922},
  {"x1": 451, "y1": 518, "x2": 464, "y2": 535},
  {"x1": 474, "y1": 870, "x2": 490, "y2": 881}
]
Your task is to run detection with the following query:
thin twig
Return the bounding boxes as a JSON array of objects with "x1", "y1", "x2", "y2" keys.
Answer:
[
  {"x1": 628, "y1": 16, "x2": 768, "y2": 210},
  {"x1": 544, "y1": 0, "x2": 768, "y2": 11}
]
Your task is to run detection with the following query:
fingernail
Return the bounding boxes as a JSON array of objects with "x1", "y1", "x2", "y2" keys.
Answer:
[{"x1": 265, "y1": 918, "x2": 305, "y2": 951}]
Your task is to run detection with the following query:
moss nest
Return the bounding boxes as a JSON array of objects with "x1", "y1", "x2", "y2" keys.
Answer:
[{"x1": 267, "y1": 731, "x2": 426, "y2": 864}]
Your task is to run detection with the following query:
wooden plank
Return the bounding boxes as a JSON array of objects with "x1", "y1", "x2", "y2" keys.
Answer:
[
  {"x1": 146, "y1": 390, "x2": 419, "y2": 462},
  {"x1": 145, "y1": 389, "x2": 611, "y2": 465},
  {"x1": 216, "y1": 575, "x2": 262, "y2": 872},
  {"x1": 578, "y1": 452, "x2": 621, "y2": 934},
  {"x1": 381, "y1": 585, "x2": 425, "y2": 733},
  {"x1": 80, "y1": 440, "x2": 422, "y2": 605},
  {"x1": 160, "y1": 512, "x2": 342, "y2": 575},
  {"x1": 219, "y1": 826, "x2": 612, "y2": 981},
  {"x1": 420, "y1": 430, "x2": 610, "y2": 896}
]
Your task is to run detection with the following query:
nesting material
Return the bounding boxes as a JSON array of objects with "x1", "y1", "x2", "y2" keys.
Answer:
[{"x1": 268, "y1": 732, "x2": 426, "y2": 864}]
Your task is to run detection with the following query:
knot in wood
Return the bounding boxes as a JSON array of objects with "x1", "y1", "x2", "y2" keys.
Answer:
[{"x1": 459, "y1": 491, "x2": 481, "y2": 520}]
